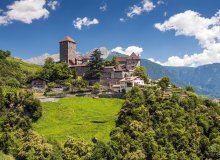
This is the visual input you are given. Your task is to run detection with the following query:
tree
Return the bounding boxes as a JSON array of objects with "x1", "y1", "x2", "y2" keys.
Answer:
[
  {"x1": 87, "y1": 49, "x2": 104, "y2": 79},
  {"x1": 41, "y1": 57, "x2": 55, "y2": 80},
  {"x1": 185, "y1": 86, "x2": 195, "y2": 92},
  {"x1": 158, "y1": 76, "x2": 170, "y2": 90},
  {"x1": 62, "y1": 138, "x2": 93, "y2": 160},
  {"x1": 133, "y1": 66, "x2": 149, "y2": 83},
  {"x1": 112, "y1": 56, "x2": 119, "y2": 67},
  {"x1": 41, "y1": 58, "x2": 74, "y2": 82},
  {"x1": 0, "y1": 50, "x2": 11, "y2": 59},
  {"x1": 92, "y1": 82, "x2": 101, "y2": 94},
  {"x1": 91, "y1": 141, "x2": 115, "y2": 160}
]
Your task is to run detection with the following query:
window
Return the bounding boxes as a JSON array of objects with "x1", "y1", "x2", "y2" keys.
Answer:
[{"x1": 127, "y1": 82, "x2": 132, "y2": 87}]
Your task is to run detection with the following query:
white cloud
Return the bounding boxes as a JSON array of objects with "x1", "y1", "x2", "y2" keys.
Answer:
[
  {"x1": 148, "y1": 58, "x2": 162, "y2": 64},
  {"x1": 157, "y1": 0, "x2": 164, "y2": 5},
  {"x1": 163, "y1": 11, "x2": 167, "y2": 17},
  {"x1": 112, "y1": 46, "x2": 143, "y2": 56},
  {"x1": 119, "y1": 18, "x2": 126, "y2": 22},
  {"x1": 127, "y1": 0, "x2": 155, "y2": 18},
  {"x1": 0, "y1": 16, "x2": 9, "y2": 26},
  {"x1": 100, "y1": 3, "x2": 107, "y2": 12},
  {"x1": 25, "y1": 53, "x2": 59, "y2": 65},
  {"x1": 48, "y1": 0, "x2": 59, "y2": 10},
  {"x1": 155, "y1": 10, "x2": 220, "y2": 67},
  {"x1": 73, "y1": 17, "x2": 99, "y2": 30},
  {"x1": 0, "y1": 0, "x2": 49, "y2": 25}
]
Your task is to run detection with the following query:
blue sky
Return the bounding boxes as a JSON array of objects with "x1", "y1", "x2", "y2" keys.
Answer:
[{"x1": 0, "y1": 0, "x2": 220, "y2": 66}]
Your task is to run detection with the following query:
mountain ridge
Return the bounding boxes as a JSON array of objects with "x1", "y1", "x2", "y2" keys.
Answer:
[{"x1": 141, "y1": 59, "x2": 220, "y2": 98}]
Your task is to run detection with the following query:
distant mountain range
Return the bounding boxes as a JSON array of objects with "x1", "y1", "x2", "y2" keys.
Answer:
[{"x1": 141, "y1": 59, "x2": 220, "y2": 99}]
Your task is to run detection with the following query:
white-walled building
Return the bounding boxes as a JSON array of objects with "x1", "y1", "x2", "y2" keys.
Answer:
[{"x1": 119, "y1": 76, "x2": 145, "y2": 92}]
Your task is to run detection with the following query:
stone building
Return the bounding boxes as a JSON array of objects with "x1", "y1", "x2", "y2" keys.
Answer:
[
  {"x1": 59, "y1": 36, "x2": 141, "y2": 88},
  {"x1": 31, "y1": 78, "x2": 48, "y2": 91}
]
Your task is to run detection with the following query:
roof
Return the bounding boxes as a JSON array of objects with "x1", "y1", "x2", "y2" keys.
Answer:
[
  {"x1": 116, "y1": 53, "x2": 140, "y2": 61},
  {"x1": 104, "y1": 66, "x2": 115, "y2": 69},
  {"x1": 32, "y1": 77, "x2": 48, "y2": 82},
  {"x1": 112, "y1": 85, "x2": 121, "y2": 88},
  {"x1": 128, "y1": 53, "x2": 140, "y2": 60},
  {"x1": 120, "y1": 76, "x2": 142, "y2": 82},
  {"x1": 116, "y1": 56, "x2": 128, "y2": 62},
  {"x1": 70, "y1": 64, "x2": 88, "y2": 67},
  {"x1": 60, "y1": 36, "x2": 76, "y2": 43}
]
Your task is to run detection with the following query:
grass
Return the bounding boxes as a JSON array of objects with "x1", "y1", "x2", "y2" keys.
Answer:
[
  {"x1": 33, "y1": 97, "x2": 124, "y2": 144},
  {"x1": 7, "y1": 57, "x2": 42, "y2": 73}
]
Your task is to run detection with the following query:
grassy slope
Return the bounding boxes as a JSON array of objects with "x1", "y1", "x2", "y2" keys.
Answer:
[
  {"x1": 33, "y1": 97, "x2": 124, "y2": 144},
  {"x1": 0, "y1": 57, "x2": 41, "y2": 85},
  {"x1": 7, "y1": 57, "x2": 42, "y2": 73}
]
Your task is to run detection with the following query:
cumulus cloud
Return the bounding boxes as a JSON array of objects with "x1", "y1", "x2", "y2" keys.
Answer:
[
  {"x1": 100, "y1": 3, "x2": 107, "y2": 12},
  {"x1": 48, "y1": 0, "x2": 59, "y2": 10},
  {"x1": 73, "y1": 17, "x2": 99, "y2": 30},
  {"x1": 25, "y1": 53, "x2": 59, "y2": 65},
  {"x1": 155, "y1": 10, "x2": 220, "y2": 67},
  {"x1": 111, "y1": 46, "x2": 143, "y2": 56},
  {"x1": 0, "y1": 0, "x2": 50, "y2": 25},
  {"x1": 127, "y1": 0, "x2": 155, "y2": 18}
]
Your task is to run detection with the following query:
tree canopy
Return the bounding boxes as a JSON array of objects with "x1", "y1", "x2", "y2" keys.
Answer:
[
  {"x1": 87, "y1": 49, "x2": 104, "y2": 79},
  {"x1": 133, "y1": 66, "x2": 149, "y2": 83}
]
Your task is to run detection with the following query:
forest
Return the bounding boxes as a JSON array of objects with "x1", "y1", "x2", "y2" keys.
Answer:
[{"x1": 0, "y1": 85, "x2": 219, "y2": 159}]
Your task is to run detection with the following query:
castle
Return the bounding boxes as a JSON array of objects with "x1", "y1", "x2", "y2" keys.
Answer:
[{"x1": 59, "y1": 36, "x2": 141, "y2": 87}]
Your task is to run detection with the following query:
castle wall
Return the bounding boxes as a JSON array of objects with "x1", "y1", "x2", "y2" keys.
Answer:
[
  {"x1": 126, "y1": 59, "x2": 140, "y2": 70},
  {"x1": 72, "y1": 66, "x2": 90, "y2": 77}
]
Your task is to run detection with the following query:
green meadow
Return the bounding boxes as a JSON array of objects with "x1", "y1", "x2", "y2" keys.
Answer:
[{"x1": 33, "y1": 97, "x2": 124, "y2": 144}]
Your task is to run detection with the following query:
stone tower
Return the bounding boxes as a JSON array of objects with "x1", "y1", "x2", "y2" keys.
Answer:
[{"x1": 59, "y1": 36, "x2": 77, "y2": 65}]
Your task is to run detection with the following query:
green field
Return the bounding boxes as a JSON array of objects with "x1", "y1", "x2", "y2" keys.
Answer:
[{"x1": 33, "y1": 97, "x2": 124, "y2": 144}]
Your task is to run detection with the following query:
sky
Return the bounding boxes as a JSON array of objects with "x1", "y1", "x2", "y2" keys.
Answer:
[{"x1": 0, "y1": 0, "x2": 220, "y2": 67}]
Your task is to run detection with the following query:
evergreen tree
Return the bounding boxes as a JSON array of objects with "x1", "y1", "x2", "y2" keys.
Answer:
[
  {"x1": 87, "y1": 49, "x2": 104, "y2": 79},
  {"x1": 112, "y1": 56, "x2": 119, "y2": 67}
]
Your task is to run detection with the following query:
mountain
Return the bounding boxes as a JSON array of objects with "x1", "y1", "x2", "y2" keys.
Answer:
[{"x1": 141, "y1": 59, "x2": 220, "y2": 98}]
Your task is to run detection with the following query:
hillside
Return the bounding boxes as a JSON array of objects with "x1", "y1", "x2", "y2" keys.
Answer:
[
  {"x1": 33, "y1": 97, "x2": 124, "y2": 144},
  {"x1": 107, "y1": 86, "x2": 220, "y2": 159},
  {"x1": 0, "y1": 57, "x2": 41, "y2": 86},
  {"x1": 141, "y1": 59, "x2": 220, "y2": 98}
]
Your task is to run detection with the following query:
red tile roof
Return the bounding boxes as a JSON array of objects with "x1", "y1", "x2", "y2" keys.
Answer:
[
  {"x1": 116, "y1": 56, "x2": 128, "y2": 62},
  {"x1": 60, "y1": 36, "x2": 76, "y2": 43}
]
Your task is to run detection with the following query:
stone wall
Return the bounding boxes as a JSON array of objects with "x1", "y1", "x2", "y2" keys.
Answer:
[
  {"x1": 60, "y1": 41, "x2": 77, "y2": 64},
  {"x1": 126, "y1": 59, "x2": 140, "y2": 70}
]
